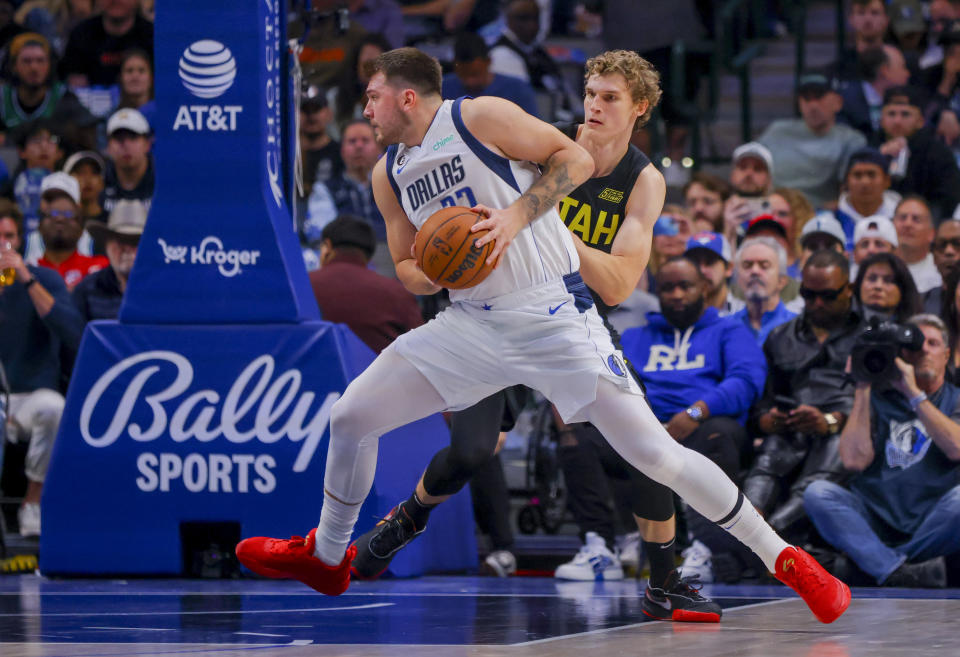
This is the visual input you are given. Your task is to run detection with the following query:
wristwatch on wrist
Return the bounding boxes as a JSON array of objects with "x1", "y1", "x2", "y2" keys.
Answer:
[
  {"x1": 824, "y1": 412, "x2": 840, "y2": 435},
  {"x1": 685, "y1": 406, "x2": 704, "y2": 422}
]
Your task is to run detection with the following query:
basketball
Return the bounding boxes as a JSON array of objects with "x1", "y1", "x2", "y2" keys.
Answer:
[{"x1": 415, "y1": 206, "x2": 498, "y2": 289}]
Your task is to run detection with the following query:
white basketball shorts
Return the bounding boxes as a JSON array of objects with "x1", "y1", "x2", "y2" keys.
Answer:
[{"x1": 387, "y1": 272, "x2": 643, "y2": 422}]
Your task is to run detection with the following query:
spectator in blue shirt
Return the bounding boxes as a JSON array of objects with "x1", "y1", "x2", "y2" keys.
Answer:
[
  {"x1": 732, "y1": 236, "x2": 797, "y2": 347},
  {"x1": 441, "y1": 33, "x2": 539, "y2": 118}
]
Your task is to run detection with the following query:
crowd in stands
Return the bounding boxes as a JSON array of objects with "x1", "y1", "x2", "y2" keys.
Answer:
[{"x1": 2, "y1": 0, "x2": 960, "y2": 591}]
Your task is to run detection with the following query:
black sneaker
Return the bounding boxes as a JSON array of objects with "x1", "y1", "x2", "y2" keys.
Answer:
[
  {"x1": 641, "y1": 570, "x2": 722, "y2": 622},
  {"x1": 350, "y1": 502, "x2": 424, "y2": 580},
  {"x1": 884, "y1": 557, "x2": 947, "y2": 588}
]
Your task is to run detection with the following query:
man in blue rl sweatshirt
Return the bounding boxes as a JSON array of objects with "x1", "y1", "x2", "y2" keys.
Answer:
[{"x1": 621, "y1": 255, "x2": 767, "y2": 479}]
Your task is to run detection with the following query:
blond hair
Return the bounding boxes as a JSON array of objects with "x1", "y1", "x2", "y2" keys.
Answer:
[{"x1": 584, "y1": 50, "x2": 662, "y2": 130}]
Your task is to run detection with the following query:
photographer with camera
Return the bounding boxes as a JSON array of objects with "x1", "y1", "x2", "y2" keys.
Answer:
[
  {"x1": 743, "y1": 250, "x2": 864, "y2": 539},
  {"x1": 804, "y1": 314, "x2": 960, "y2": 587}
]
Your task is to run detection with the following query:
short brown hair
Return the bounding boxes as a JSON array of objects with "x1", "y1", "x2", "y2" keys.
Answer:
[
  {"x1": 370, "y1": 47, "x2": 442, "y2": 98},
  {"x1": 584, "y1": 50, "x2": 662, "y2": 130},
  {"x1": 0, "y1": 198, "x2": 23, "y2": 237},
  {"x1": 682, "y1": 172, "x2": 731, "y2": 202}
]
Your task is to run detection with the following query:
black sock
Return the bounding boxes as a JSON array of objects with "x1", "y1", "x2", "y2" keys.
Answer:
[
  {"x1": 402, "y1": 491, "x2": 436, "y2": 530},
  {"x1": 643, "y1": 538, "x2": 677, "y2": 589}
]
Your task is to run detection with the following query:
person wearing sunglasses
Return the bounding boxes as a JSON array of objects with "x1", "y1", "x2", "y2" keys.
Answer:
[
  {"x1": 743, "y1": 249, "x2": 864, "y2": 541},
  {"x1": 923, "y1": 218, "x2": 960, "y2": 314}
]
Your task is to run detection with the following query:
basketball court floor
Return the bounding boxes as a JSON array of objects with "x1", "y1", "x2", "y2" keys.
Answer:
[{"x1": 1, "y1": 574, "x2": 956, "y2": 656}]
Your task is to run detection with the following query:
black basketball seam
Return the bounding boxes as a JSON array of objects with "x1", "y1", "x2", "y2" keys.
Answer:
[
  {"x1": 430, "y1": 211, "x2": 479, "y2": 284},
  {"x1": 456, "y1": 215, "x2": 495, "y2": 287}
]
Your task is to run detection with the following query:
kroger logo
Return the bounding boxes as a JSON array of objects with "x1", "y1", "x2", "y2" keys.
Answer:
[
  {"x1": 158, "y1": 236, "x2": 261, "y2": 278},
  {"x1": 178, "y1": 40, "x2": 237, "y2": 99}
]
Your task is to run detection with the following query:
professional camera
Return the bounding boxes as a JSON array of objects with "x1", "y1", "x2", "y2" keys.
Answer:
[{"x1": 850, "y1": 317, "x2": 925, "y2": 384}]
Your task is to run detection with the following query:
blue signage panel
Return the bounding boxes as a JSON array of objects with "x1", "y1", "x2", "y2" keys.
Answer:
[{"x1": 41, "y1": 322, "x2": 476, "y2": 577}]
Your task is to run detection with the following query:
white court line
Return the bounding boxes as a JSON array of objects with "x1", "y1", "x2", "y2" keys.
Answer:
[
  {"x1": 508, "y1": 597, "x2": 794, "y2": 648},
  {"x1": 0, "y1": 601, "x2": 394, "y2": 617},
  {"x1": 233, "y1": 632, "x2": 289, "y2": 638},
  {"x1": 84, "y1": 627, "x2": 176, "y2": 632}
]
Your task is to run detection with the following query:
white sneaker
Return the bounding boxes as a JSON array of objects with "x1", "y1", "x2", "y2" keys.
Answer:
[
  {"x1": 555, "y1": 532, "x2": 624, "y2": 581},
  {"x1": 679, "y1": 539, "x2": 714, "y2": 583},
  {"x1": 615, "y1": 531, "x2": 641, "y2": 571},
  {"x1": 483, "y1": 550, "x2": 517, "y2": 577},
  {"x1": 18, "y1": 502, "x2": 40, "y2": 537}
]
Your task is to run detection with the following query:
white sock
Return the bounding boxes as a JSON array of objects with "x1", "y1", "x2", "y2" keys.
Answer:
[
  {"x1": 313, "y1": 490, "x2": 362, "y2": 566},
  {"x1": 716, "y1": 492, "x2": 790, "y2": 572}
]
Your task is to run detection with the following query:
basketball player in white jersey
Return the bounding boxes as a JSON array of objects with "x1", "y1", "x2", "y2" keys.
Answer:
[{"x1": 236, "y1": 47, "x2": 850, "y2": 625}]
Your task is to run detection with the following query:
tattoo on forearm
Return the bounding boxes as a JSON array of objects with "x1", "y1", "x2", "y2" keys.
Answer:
[{"x1": 518, "y1": 156, "x2": 575, "y2": 221}]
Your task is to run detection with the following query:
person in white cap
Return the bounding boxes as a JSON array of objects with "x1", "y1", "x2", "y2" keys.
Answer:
[
  {"x1": 852, "y1": 213, "x2": 898, "y2": 275},
  {"x1": 73, "y1": 199, "x2": 147, "y2": 321},
  {"x1": 104, "y1": 107, "x2": 153, "y2": 213},
  {"x1": 722, "y1": 141, "x2": 774, "y2": 245},
  {"x1": 63, "y1": 150, "x2": 108, "y2": 251},
  {"x1": 798, "y1": 212, "x2": 849, "y2": 269},
  {"x1": 33, "y1": 171, "x2": 107, "y2": 291}
]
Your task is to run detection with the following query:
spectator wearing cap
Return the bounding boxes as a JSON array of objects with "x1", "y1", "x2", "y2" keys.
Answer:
[
  {"x1": 72, "y1": 198, "x2": 145, "y2": 321},
  {"x1": 63, "y1": 150, "x2": 108, "y2": 253},
  {"x1": 893, "y1": 195, "x2": 943, "y2": 293},
  {"x1": 308, "y1": 215, "x2": 423, "y2": 355},
  {"x1": 59, "y1": 0, "x2": 153, "y2": 88},
  {"x1": 442, "y1": 33, "x2": 539, "y2": 118},
  {"x1": 684, "y1": 231, "x2": 743, "y2": 316},
  {"x1": 876, "y1": 86, "x2": 960, "y2": 218},
  {"x1": 925, "y1": 218, "x2": 960, "y2": 312},
  {"x1": 683, "y1": 172, "x2": 730, "y2": 234},
  {"x1": 838, "y1": 45, "x2": 912, "y2": 142},
  {"x1": 103, "y1": 107, "x2": 153, "y2": 214},
  {"x1": 852, "y1": 214, "x2": 899, "y2": 276},
  {"x1": 722, "y1": 142, "x2": 774, "y2": 245},
  {"x1": 889, "y1": 0, "x2": 928, "y2": 70},
  {"x1": 732, "y1": 236, "x2": 798, "y2": 346},
  {"x1": 758, "y1": 74, "x2": 867, "y2": 209},
  {"x1": 833, "y1": 147, "x2": 902, "y2": 250},
  {"x1": 0, "y1": 32, "x2": 93, "y2": 143},
  {"x1": 299, "y1": 89, "x2": 342, "y2": 192},
  {"x1": 33, "y1": 172, "x2": 106, "y2": 290},
  {"x1": 648, "y1": 206, "x2": 693, "y2": 285},
  {"x1": 9, "y1": 118, "x2": 61, "y2": 252},
  {"x1": 799, "y1": 213, "x2": 849, "y2": 270},
  {"x1": 742, "y1": 214, "x2": 804, "y2": 312}
]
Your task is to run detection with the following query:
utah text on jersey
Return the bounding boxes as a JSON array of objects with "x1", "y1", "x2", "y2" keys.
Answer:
[{"x1": 558, "y1": 190, "x2": 623, "y2": 247}]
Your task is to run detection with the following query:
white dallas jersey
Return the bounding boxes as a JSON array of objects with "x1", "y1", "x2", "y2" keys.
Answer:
[{"x1": 385, "y1": 98, "x2": 579, "y2": 301}]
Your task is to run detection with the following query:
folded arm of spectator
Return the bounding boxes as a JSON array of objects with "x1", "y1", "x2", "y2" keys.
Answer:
[{"x1": 699, "y1": 321, "x2": 767, "y2": 419}]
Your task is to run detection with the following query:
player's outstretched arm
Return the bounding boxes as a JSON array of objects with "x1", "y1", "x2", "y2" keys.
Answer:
[
  {"x1": 372, "y1": 158, "x2": 442, "y2": 296},
  {"x1": 460, "y1": 96, "x2": 595, "y2": 264},
  {"x1": 574, "y1": 163, "x2": 665, "y2": 306}
]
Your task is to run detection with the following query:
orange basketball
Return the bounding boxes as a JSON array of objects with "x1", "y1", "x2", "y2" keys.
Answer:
[{"x1": 415, "y1": 206, "x2": 498, "y2": 289}]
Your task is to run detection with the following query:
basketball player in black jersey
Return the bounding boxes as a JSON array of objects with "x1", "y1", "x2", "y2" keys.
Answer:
[{"x1": 348, "y1": 50, "x2": 719, "y2": 621}]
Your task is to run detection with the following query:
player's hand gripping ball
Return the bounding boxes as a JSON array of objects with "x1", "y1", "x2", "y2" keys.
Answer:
[{"x1": 415, "y1": 206, "x2": 499, "y2": 289}]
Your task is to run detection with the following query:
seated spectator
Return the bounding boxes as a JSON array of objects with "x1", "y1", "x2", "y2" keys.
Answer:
[
  {"x1": 34, "y1": 172, "x2": 106, "y2": 290},
  {"x1": 328, "y1": 34, "x2": 391, "y2": 142},
  {"x1": 0, "y1": 33, "x2": 92, "y2": 144},
  {"x1": 744, "y1": 249, "x2": 862, "y2": 539},
  {"x1": 14, "y1": 0, "x2": 95, "y2": 55},
  {"x1": 889, "y1": 0, "x2": 926, "y2": 70},
  {"x1": 852, "y1": 214, "x2": 899, "y2": 277},
  {"x1": 684, "y1": 231, "x2": 743, "y2": 316},
  {"x1": 59, "y1": 0, "x2": 153, "y2": 88},
  {"x1": 12, "y1": 119, "x2": 62, "y2": 258},
  {"x1": 759, "y1": 74, "x2": 867, "y2": 209},
  {"x1": 922, "y1": 20, "x2": 960, "y2": 124},
  {"x1": 62, "y1": 150, "x2": 107, "y2": 254},
  {"x1": 826, "y1": 0, "x2": 890, "y2": 86},
  {"x1": 731, "y1": 236, "x2": 797, "y2": 346},
  {"x1": 647, "y1": 207, "x2": 693, "y2": 285},
  {"x1": 925, "y1": 218, "x2": 960, "y2": 312},
  {"x1": 893, "y1": 195, "x2": 942, "y2": 293},
  {"x1": 852, "y1": 251, "x2": 922, "y2": 323},
  {"x1": 838, "y1": 45, "x2": 911, "y2": 142},
  {"x1": 0, "y1": 201, "x2": 84, "y2": 536},
  {"x1": 798, "y1": 213, "x2": 849, "y2": 270},
  {"x1": 919, "y1": 0, "x2": 959, "y2": 71},
  {"x1": 489, "y1": 0, "x2": 577, "y2": 121},
  {"x1": 834, "y1": 147, "x2": 902, "y2": 251},
  {"x1": 683, "y1": 172, "x2": 730, "y2": 234},
  {"x1": 442, "y1": 33, "x2": 538, "y2": 118},
  {"x1": 765, "y1": 188, "x2": 814, "y2": 278},
  {"x1": 72, "y1": 198, "x2": 145, "y2": 321},
  {"x1": 805, "y1": 314, "x2": 960, "y2": 588},
  {"x1": 876, "y1": 86, "x2": 960, "y2": 218},
  {"x1": 299, "y1": 88, "x2": 342, "y2": 192},
  {"x1": 349, "y1": 0, "x2": 404, "y2": 49},
  {"x1": 294, "y1": 4, "x2": 368, "y2": 90},
  {"x1": 741, "y1": 215, "x2": 804, "y2": 311},
  {"x1": 308, "y1": 216, "x2": 422, "y2": 355},
  {"x1": 102, "y1": 107, "x2": 153, "y2": 213},
  {"x1": 721, "y1": 142, "x2": 774, "y2": 245},
  {"x1": 113, "y1": 48, "x2": 154, "y2": 128}
]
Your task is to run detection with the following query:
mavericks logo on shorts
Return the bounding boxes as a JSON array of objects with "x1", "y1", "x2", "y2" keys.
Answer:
[{"x1": 607, "y1": 354, "x2": 627, "y2": 377}]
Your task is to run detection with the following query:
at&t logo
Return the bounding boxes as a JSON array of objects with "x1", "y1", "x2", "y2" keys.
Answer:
[{"x1": 174, "y1": 39, "x2": 243, "y2": 132}]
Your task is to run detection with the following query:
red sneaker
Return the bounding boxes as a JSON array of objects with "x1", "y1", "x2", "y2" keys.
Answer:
[
  {"x1": 774, "y1": 546, "x2": 851, "y2": 623},
  {"x1": 235, "y1": 528, "x2": 356, "y2": 596}
]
